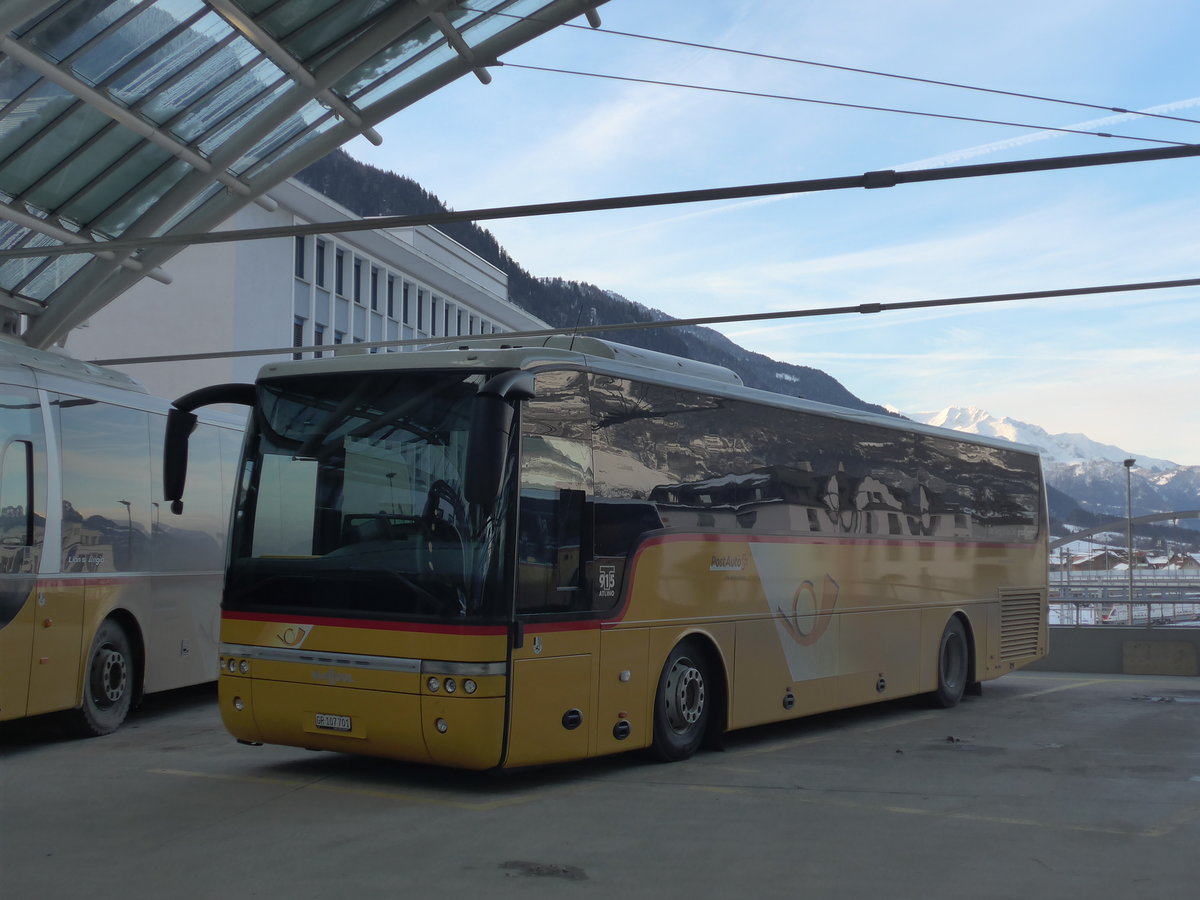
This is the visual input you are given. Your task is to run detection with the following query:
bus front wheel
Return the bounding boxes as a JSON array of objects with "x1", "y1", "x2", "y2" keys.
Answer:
[
  {"x1": 933, "y1": 617, "x2": 969, "y2": 708},
  {"x1": 65, "y1": 618, "x2": 135, "y2": 737},
  {"x1": 652, "y1": 641, "x2": 711, "y2": 761}
]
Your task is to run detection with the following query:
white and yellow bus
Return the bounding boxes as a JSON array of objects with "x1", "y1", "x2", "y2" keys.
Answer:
[
  {"x1": 167, "y1": 335, "x2": 1047, "y2": 768},
  {"x1": 0, "y1": 341, "x2": 241, "y2": 735}
]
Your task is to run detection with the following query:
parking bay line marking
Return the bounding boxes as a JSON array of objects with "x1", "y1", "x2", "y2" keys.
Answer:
[{"x1": 1015, "y1": 678, "x2": 1108, "y2": 700}]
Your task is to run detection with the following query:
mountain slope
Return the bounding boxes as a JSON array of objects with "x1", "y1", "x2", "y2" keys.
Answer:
[
  {"x1": 910, "y1": 407, "x2": 1200, "y2": 542},
  {"x1": 910, "y1": 406, "x2": 1177, "y2": 469}
]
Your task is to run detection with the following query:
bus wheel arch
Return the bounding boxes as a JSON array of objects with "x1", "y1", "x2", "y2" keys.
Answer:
[
  {"x1": 933, "y1": 613, "x2": 973, "y2": 709},
  {"x1": 64, "y1": 612, "x2": 144, "y2": 737},
  {"x1": 650, "y1": 634, "x2": 727, "y2": 762}
]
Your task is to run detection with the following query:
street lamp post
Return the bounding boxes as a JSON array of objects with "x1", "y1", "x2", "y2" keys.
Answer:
[{"x1": 1123, "y1": 459, "x2": 1136, "y2": 624}]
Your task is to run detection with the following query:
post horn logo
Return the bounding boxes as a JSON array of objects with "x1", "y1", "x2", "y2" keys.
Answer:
[
  {"x1": 776, "y1": 575, "x2": 840, "y2": 646},
  {"x1": 276, "y1": 625, "x2": 310, "y2": 647}
]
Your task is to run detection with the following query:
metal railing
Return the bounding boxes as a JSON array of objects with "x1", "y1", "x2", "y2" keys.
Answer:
[{"x1": 1050, "y1": 572, "x2": 1200, "y2": 627}]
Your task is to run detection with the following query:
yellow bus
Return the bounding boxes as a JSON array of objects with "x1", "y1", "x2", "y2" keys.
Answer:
[
  {"x1": 0, "y1": 340, "x2": 241, "y2": 735},
  {"x1": 166, "y1": 335, "x2": 1047, "y2": 768}
]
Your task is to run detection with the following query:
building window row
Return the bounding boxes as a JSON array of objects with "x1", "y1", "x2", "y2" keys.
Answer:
[{"x1": 293, "y1": 232, "x2": 501, "y2": 360}]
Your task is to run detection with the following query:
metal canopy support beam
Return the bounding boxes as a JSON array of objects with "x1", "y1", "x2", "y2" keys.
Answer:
[
  {"x1": 20, "y1": 0, "x2": 611, "y2": 348},
  {"x1": 205, "y1": 0, "x2": 384, "y2": 146},
  {"x1": 420, "y1": 0, "x2": 492, "y2": 85},
  {"x1": 0, "y1": 34, "x2": 272, "y2": 206},
  {"x1": 349, "y1": 0, "x2": 610, "y2": 127},
  {"x1": 0, "y1": 0, "x2": 63, "y2": 35},
  {"x1": 22, "y1": 0, "x2": 435, "y2": 348},
  {"x1": 0, "y1": 198, "x2": 172, "y2": 286},
  {"x1": 0, "y1": 286, "x2": 46, "y2": 316}
]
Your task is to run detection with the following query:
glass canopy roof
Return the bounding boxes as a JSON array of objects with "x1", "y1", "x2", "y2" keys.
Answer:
[{"x1": 0, "y1": 0, "x2": 606, "y2": 348}]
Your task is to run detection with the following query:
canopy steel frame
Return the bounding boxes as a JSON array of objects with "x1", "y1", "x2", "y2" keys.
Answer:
[{"x1": 3, "y1": 0, "x2": 609, "y2": 348}]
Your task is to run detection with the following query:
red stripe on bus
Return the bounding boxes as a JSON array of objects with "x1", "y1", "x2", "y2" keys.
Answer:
[{"x1": 221, "y1": 610, "x2": 508, "y2": 636}]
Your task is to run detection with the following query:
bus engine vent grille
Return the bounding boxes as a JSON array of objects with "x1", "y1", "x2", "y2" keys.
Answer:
[{"x1": 999, "y1": 589, "x2": 1044, "y2": 661}]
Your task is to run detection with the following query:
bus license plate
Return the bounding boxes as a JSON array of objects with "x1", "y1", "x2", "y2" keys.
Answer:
[{"x1": 315, "y1": 713, "x2": 352, "y2": 732}]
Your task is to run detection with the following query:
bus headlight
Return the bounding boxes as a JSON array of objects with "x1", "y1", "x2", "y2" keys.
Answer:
[
  {"x1": 464, "y1": 679, "x2": 477, "y2": 694},
  {"x1": 239, "y1": 659, "x2": 250, "y2": 674},
  {"x1": 226, "y1": 658, "x2": 237, "y2": 674},
  {"x1": 435, "y1": 718, "x2": 449, "y2": 733},
  {"x1": 427, "y1": 677, "x2": 440, "y2": 692},
  {"x1": 444, "y1": 678, "x2": 456, "y2": 694},
  {"x1": 233, "y1": 696, "x2": 245, "y2": 711}
]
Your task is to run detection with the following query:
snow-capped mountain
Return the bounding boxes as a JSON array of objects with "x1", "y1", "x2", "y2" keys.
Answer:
[
  {"x1": 907, "y1": 407, "x2": 1199, "y2": 535},
  {"x1": 908, "y1": 406, "x2": 1177, "y2": 470}
]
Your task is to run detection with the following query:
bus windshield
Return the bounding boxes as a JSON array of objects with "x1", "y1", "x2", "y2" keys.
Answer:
[{"x1": 226, "y1": 370, "x2": 514, "y2": 623}]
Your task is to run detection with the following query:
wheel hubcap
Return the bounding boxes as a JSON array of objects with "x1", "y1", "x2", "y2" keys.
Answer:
[
  {"x1": 665, "y1": 657, "x2": 705, "y2": 733},
  {"x1": 92, "y1": 646, "x2": 128, "y2": 708}
]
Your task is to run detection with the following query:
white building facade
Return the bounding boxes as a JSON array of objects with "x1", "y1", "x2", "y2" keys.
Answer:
[{"x1": 67, "y1": 178, "x2": 546, "y2": 402}]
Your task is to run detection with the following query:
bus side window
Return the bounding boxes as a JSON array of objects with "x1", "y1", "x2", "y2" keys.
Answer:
[
  {"x1": 57, "y1": 398, "x2": 151, "y2": 573},
  {"x1": 517, "y1": 487, "x2": 588, "y2": 612},
  {"x1": 150, "y1": 420, "x2": 226, "y2": 571},
  {"x1": 0, "y1": 440, "x2": 33, "y2": 558},
  {"x1": 517, "y1": 370, "x2": 594, "y2": 615}
]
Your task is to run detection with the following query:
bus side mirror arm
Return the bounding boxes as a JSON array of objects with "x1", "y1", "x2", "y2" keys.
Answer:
[
  {"x1": 465, "y1": 371, "x2": 535, "y2": 508},
  {"x1": 164, "y1": 383, "x2": 256, "y2": 514}
]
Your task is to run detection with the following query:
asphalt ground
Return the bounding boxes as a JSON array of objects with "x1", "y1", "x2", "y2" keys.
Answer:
[{"x1": 2, "y1": 671, "x2": 1198, "y2": 900}]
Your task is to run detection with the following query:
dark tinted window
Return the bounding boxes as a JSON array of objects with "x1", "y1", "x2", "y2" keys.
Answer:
[
  {"x1": 226, "y1": 372, "x2": 512, "y2": 623},
  {"x1": 517, "y1": 370, "x2": 596, "y2": 614},
  {"x1": 589, "y1": 375, "x2": 1040, "y2": 544}
]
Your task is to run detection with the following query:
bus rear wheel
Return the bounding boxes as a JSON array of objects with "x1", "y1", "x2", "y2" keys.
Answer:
[
  {"x1": 652, "y1": 641, "x2": 711, "y2": 761},
  {"x1": 65, "y1": 619, "x2": 135, "y2": 737},
  {"x1": 933, "y1": 617, "x2": 969, "y2": 708}
]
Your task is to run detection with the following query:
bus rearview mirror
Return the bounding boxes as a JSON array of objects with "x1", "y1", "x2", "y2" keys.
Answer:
[{"x1": 465, "y1": 395, "x2": 515, "y2": 508}]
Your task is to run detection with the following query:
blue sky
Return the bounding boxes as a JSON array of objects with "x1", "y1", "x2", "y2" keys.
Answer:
[{"x1": 347, "y1": 0, "x2": 1200, "y2": 466}]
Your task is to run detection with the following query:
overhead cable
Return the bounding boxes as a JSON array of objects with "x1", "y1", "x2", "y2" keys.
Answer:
[
  {"x1": 498, "y1": 62, "x2": 1189, "y2": 147},
  {"x1": 4, "y1": 142, "x2": 1199, "y2": 262},
  {"x1": 89, "y1": 275, "x2": 1200, "y2": 367},
  {"x1": 491, "y1": 12, "x2": 1200, "y2": 129}
]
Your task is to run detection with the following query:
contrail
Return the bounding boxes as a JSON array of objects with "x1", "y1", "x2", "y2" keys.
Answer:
[{"x1": 897, "y1": 96, "x2": 1200, "y2": 170}]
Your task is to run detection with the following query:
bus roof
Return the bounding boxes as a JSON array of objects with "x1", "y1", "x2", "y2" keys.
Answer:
[
  {"x1": 0, "y1": 337, "x2": 146, "y2": 393},
  {"x1": 254, "y1": 335, "x2": 1043, "y2": 461}
]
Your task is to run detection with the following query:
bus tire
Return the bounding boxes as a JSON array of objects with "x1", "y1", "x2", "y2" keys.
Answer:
[
  {"x1": 651, "y1": 640, "x2": 712, "y2": 762},
  {"x1": 933, "y1": 617, "x2": 969, "y2": 709},
  {"x1": 65, "y1": 618, "x2": 135, "y2": 737}
]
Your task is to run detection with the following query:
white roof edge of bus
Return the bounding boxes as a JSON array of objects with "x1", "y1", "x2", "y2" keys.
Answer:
[
  {"x1": 254, "y1": 335, "x2": 1043, "y2": 460},
  {"x1": 0, "y1": 335, "x2": 148, "y2": 393}
]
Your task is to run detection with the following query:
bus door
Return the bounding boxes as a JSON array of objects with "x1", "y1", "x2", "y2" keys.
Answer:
[
  {"x1": 0, "y1": 385, "x2": 48, "y2": 721},
  {"x1": 24, "y1": 580, "x2": 85, "y2": 717},
  {"x1": 506, "y1": 371, "x2": 598, "y2": 767}
]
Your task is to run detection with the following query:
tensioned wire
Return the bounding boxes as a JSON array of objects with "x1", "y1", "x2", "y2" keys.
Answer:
[{"x1": 89, "y1": 275, "x2": 1200, "y2": 366}]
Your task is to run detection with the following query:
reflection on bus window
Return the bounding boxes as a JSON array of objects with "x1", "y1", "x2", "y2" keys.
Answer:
[
  {"x1": 225, "y1": 371, "x2": 513, "y2": 622},
  {"x1": 518, "y1": 370, "x2": 594, "y2": 614},
  {"x1": 251, "y1": 454, "x2": 318, "y2": 557},
  {"x1": 590, "y1": 374, "x2": 1039, "y2": 544},
  {"x1": 56, "y1": 398, "x2": 151, "y2": 573}
]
